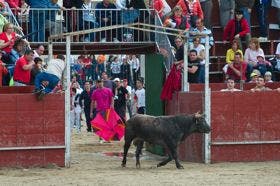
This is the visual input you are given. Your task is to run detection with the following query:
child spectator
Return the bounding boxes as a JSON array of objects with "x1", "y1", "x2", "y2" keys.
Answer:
[
  {"x1": 134, "y1": 78, "x2": 145, "y2": 114},
  {"x1": 250, "y1": 76, "x2": 272, "y2": 92},
  {"x1": 223, "y1": 9, "x2": 251, "y2": 50},
  {"x1": 264, "y1": 71, "x2": 273, "y2": 83},
  {"x1": 249, "y1": 72, "x2": 259, "y2": 83},
  {"x1": 255, "y1": 55, "x2": 272, "y2": 76},
  {"x1": 30, "y1": 57, "x2": 43, "y2": 85}
]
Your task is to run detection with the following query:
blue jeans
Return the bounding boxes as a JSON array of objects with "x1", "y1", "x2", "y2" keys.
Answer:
[
  {"x1": 35, "y1": 72, "x2": 60, "y2": 93},
  {"x1": 255, "y1": 1, "x2": 270, "y2": 37},
  {"x1": 198, "y1": 64, "x2": 205, "y2": 83},
  {"x1": 240, "y1": 7, "x2": 251, "y2": 31}
]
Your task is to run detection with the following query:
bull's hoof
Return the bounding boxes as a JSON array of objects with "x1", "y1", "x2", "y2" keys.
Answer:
[{"x1": 176, "y1": 165, "x2": 184, "y2": 169}]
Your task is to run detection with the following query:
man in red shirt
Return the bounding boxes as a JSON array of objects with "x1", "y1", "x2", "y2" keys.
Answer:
[
  {"x1": 13, "y1": 49, "x2": 34, "y2": 86},
  {"x1": 226, "y1": 52, "x2": 247, "y2": 82}
]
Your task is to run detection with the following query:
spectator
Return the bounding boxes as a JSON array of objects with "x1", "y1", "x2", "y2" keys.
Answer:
[
  {"x1": 101, "y1": 71, "x2": 115, "y2": 93},
  {"x1": 18, "y1": 0, "x2": 30, "y2": 22},
  {"x1": 250, "y1": 76, "x2": 272, "y2": 92},
  {"x1": 120, "y1": 56, "x2": 131, "y2": 85},
  {"x1": 122, "y1": 78, "x2": 132, "y2": 118},
  {"x1": 95, "y1": 55, "x2": 105, "y2": 80},
  {"x1": 248, "y1": 71, "x2": 259, "y2": 83},
  {"x1": 187, "y1": 49, "x2": 200, "y2": 83},
  {"x1": 82, "y1": 0, "x2": 98, "y2": 42},
  {"x1": 63, "y1": 0, "x2": 83, "y2": 36},
  {"x1": 0, "y1": 1, "x2": 10, "y2": 18},
  {"x1": 164, "y1": 5, "x2": 190, "y2": 47},
  {"x1": 235, "y1": 0, "x2": 255, "y2": 29},
  {"x1": 153, "y1": 0, "x2": 165, "y2": 18},
  {"x1": 6, "y1": 0, "x2": 21, "y2": 13},
  {"x1": 226, "y1": 52, "x2": 247, "y2": 82},
  {"x1": 70, "y1": 87, "x2": 82, "y2": 133},
  {"x1": 255, "y1": 0, "x2": 270, "y2": 41},
  {"x1": 0, "y1": 23, "x2": 17, "y2": 54},
  {"x1": 220, "y1": 78, "x2": 241, "y2": 92},
  {"x1": 9, "y1": 39, "x2": 24, "y2": 63},
  {"x1": 95, "y1": 0, "x2": 118, "y2": 42},
  {"x1": 0, "y1": 50, "x2": 8, "y2": 87},
  {"x1": 271, "y1": 0, "x2": 280, "y2": 28},
  {"x1": 30, "y1": 57, "x2": 43, "y2": 85},
  {"x1": 219, "y1": 0, "x2": 235, "y2": 29},
  {"x1": 113, "y1": 78, "x2": 128, "y2": 122},
  {"x1": 264, "y1": 71, "x2": 273, "y2": 83},
  {"x1": 71, "y1": 81, "x2": 83, "y2": 94},
  {"x1": 190, "y1": 36, "x2": 205, "y2": 83},
  {"x1": 255, "y1": 54, "x2": 272, "y2": 76},
  {"x1": 226, "y1": 40, "x2": 244, "y2": 64},
  {"x1": 79, "y1": 81, "x2": 95, "y2": 132},
  {"x1": 134, "y1": 79, "x2": 145, "y2": 114},
  {"x1": 223, "y1": 9, "x2": 251, "y2": 50},
  {"x1": 111, "y1": 56, "x2": 122, "y2": 79},
  {"x1": 176, "y1": 0, "x2": 203, "y2": 27},
  {"x1": 244, "y1": 37, "x2": 264, "y2": 76},
  {"x1": 13, "y1": 49, "x2": 34, "y2": 86},
  {"x1": 34, "y1": 55, "x2": 66, "y2": 99},
  {"x1": 190, "y1": 18, "x2": 214, "y2": 48},
  {"x1": 0, "y1": 11, "x2": 9, "y2": 33},
  {"x1": 200, "y1": 0, "x2": 212, "y2": 29},
  {"x1": 270, "y1": 43, "x2": 280, "y2": 72},
  {"x1": 130, "y1": 55, "x2": 140, "y2": 87},
  {"x1": 33, "y1": 44, "x2": 45, "y2": 58}
]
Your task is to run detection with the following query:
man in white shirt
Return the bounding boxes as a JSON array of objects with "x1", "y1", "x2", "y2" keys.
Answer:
[
  {"x1": 33, "y1": 44, "x2": 45, "y2": 58},
  {"x1": 134, "y1": 79, "x2": 145, "y2": 114},
  {"x1": 34, "y1": 55, "x2": 66, "y2": 100}
]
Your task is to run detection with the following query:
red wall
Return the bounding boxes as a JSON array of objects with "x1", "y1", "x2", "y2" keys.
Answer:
[
  {"x1": 166, "y1": 84, "x2": 280, "y2": 163},
  {"x1": 0, "y1": 87, "x2": 65, "y2": 167}
]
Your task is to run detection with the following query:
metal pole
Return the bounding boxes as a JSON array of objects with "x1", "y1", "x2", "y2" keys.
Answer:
[
  {"x1": 48, "y1": 38, "x2": 53, "y2": 61},
  {"x1": 0, "y1": 146, "x2": 65, "y2": 151},
  {"x1": 183, "y1": 38, "x2": 189, "y2": 92},
  {"x1": 65, "y1": 35, "x2": 71, "y2": 168},
  {"x1": 204, "y1": 35, "x2": 211, "y2": 164}
]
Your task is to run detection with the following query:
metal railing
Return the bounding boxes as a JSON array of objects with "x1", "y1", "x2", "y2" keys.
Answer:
[{"x1": 16, "y1": 8, "x2": 156, "y2": 43}]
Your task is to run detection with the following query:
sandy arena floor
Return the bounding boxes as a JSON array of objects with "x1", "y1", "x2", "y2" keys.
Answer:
[{"x1": 1, "y1": 125, "x2": 280, "y2": 186}]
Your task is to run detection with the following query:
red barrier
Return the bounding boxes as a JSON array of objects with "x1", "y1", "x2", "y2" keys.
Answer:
[
  {"x1": 0, "y1": 87, "x2": 65, "y2": 167},
  {"x1": 166, "y1": 85, "x2": 280, "y2": 163}
]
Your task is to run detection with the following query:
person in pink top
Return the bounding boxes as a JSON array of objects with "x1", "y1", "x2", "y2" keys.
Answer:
[{"x1": 90, "y1": 79, "x2": 114, "y2": 119}]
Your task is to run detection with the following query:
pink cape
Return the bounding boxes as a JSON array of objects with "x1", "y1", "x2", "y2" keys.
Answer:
[{"x1": 91, "y1": 108, "x2": 125, "y2": 141}]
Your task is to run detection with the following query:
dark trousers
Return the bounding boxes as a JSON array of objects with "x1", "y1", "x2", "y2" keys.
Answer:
[
  {"x1": 115, "y1": 105, "x2": 126, "y2": 122},
  {"x1": 84, "y1": 107, "x2": 92, "y2": 132},
  {"x1": 255, "y1": 1, "x2": 270, "y2": 37}
]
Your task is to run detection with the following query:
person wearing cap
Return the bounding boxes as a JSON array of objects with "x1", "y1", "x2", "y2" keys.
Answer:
[
  {"x1": 34, "y1": 55, "x2": 66, "y2": 100},
  {"x1": 250, "y1": 76, "x2": 272, "y2": 92},
  {"x1": 223, "y1": 9, "x2": 251, "y2": 50},
  {"x1": 113, "y1": 78, "x2": 128, "y2": 122},
  {"x1": 248, "y1": 72, "x2": 259, "y2": 83},
  {"x1": 264, "y1": 71, "x2": 273, "y2": 83}
]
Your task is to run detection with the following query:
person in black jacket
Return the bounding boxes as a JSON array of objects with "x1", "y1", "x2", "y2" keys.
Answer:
[{"x1": 79, "y1": 81, "x2": 96, "y2": 132}]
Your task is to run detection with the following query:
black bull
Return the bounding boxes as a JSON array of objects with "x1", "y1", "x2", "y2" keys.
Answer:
[{"x1": 121, "y1": 113, "x2": 211, "y2": 169}]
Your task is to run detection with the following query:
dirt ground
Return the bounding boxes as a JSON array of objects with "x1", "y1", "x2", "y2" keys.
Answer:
[{"x1": 1, "y1": 125, "x2": 280, "y2": 186}]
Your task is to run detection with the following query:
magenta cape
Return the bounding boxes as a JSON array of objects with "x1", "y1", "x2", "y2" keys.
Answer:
[{"x1": 91, "y1": 108, "x2": 125, "y2": 141}]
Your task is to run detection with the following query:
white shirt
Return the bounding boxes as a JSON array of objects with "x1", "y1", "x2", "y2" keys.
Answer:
[
  {"x1": 125, "y1": 85, "x2": 132, "y2": 100},
  {"x1": 135, "y1": 88, "x2": 145, "y2": 107},
  {"x1": 191, "y1": 44, "x2": 205, "y2": 65},
  {"x1": 33, "y1": 50, "x2": 40, "y2": 59},
  {"x1": 115, "y1": 0, "x2": 127, "y2": 9},
  {"x1": 131, "y1": 57, "x2": 139, "y2": 71},
  {"x1": 46, "y1": 59, "x2": 65, "y2": 79},
  {"x1": 276, "y1": 43, "x2": 280, "y2": 55}
]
